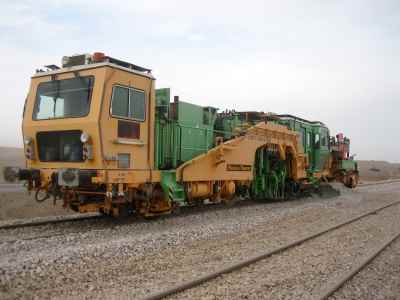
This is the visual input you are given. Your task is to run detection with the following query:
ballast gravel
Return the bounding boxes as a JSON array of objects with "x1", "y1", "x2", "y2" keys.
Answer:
[
  {"x1": 329, "y1": 234, "x2": 400, "y2": 300},
  {"x1": 0, "y1": 182, "x2": 399, "y2": 299},
  {"x1": 171, "y1": 195, "x2": 400, "y2": 299}
]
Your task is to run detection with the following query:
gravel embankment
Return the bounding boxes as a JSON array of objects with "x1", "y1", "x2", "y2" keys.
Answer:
[{"x1": 0, "y1": 183, "x2": 399, "y2": 299}]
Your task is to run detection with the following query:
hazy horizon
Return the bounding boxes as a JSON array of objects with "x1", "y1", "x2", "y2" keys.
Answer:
[{"x1": 1, "y1": 1, "x2": 399, "y2": 162}]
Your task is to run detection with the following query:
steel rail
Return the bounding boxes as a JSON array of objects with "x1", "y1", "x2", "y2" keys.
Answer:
[
  {"x1": 0, "y1": 199, "x2": 264, "y2": 232},
  {"x1": 358, "y1": 179, "x2": 400, "y2": 187},
  {"x1": 141, "y1": 199, "x2": 400, "y2": 300},
  {"x1": 313, "y1": 231, "x2": 400, "y2": 300},
  {"x1": 0, "y1": 179, "x2": 397, "y2": 232},
  {"x1": 0, "y1": 199, "x2": 267, "y2": 234},
  {"x1": 0, "y1": 225, "x2": 116, "y2": 244},
  {"x1": 0, "y1": 213, "x2": 103, "y2": 231},
  {"x1": 1, "y1": 231, "x2": 84, "y2": 244}
]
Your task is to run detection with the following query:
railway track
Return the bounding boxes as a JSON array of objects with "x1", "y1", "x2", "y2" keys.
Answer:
[
  {"x1": 0, "y1": 199, "x2": 260, "y2": 233},
  {"x1": 313, "y1": 231, "x2": 400, "y2": 299},
  {"x1": 0, "y1": 213, "x2": 103, "y2": 231},
  {"x1": 0, "y1": 179, "x2": 399, "y2": 299},
  {"x1": 141, "y1": 199, "x2": 400, "y2": 300},
  {"x1": 0, "y1": 179, "x2": 398, "y2": 233},
  {"x1": 0, "y1": 200, "x2": 266, "y2": 245},
  {"x1": 358, "y1": 178, "x2": 400, "y2": 187}
]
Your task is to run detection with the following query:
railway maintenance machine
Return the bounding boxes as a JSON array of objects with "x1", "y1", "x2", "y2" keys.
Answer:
[{"x1": 4, "y1": 52, "x2": 359, "y2": 217}]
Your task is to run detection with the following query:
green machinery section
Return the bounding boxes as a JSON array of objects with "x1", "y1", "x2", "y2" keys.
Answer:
[
  {"x1": 276, "y1": 115, "x2": 330, "y2": 174},
  {"x1": 155, "y1": 88, "x2": 217, "y2": 170},
  {"x1": 160, "y1": 170, "x2": 185, "y2": 205},
  {"x1": 153, "y1": 93, "x2": 355, "y2": 203},
  {"x1": 338, "y1": 158, "x2": 358, "y2": 171},
  {"x1": 214, "y1": 113, "x2": 243, "y2": 139},
  {"x1": 214, "y1": 111, "x2": 266, "y2": 141},
  {"x1": 331, "y1": 136, "x2": 358, "y2": 172},
  {"x1": 251, "y1": 148, "x2": 287, "y2": 200},
  {"x1": 155, "y1": 88, "x2": 217, "y2": 204}
]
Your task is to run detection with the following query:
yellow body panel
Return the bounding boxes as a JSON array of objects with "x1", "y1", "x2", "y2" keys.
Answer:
[
  {"x1": 177, "y1": 122, "x2": 307, "y2": 182},
  {"x1": 23, "y1": 64, "x2": 159, "y2": 186}
]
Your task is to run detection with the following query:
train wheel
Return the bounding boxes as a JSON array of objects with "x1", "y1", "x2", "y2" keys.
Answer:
[
  {"x1": 286, "y1": 181, "x2": 300, "y2": 199},
  {"x1": 222, "y1": 196, "x2": 238, "y2": 207}
]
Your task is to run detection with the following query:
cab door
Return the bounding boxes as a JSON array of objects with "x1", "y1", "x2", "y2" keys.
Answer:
[
  {"x1": 312, "y1": 127, "x2": 329, "y2": 172},
  {"x1": 304, "y1": 129, "x2": 313, "y2": 171},
  {"x1": 101, "y1": 67, "x2": 154, "y2": 172},
  {"x1": 318, "y1": 128, "x2": 330, "y2": 172}
]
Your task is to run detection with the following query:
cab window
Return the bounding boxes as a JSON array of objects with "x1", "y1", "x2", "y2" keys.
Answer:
[
  {"x1": 33, "y1": 76, "x2": 94, "y2": 120},
  {"x1": 306, "y1": 132, "x2": 311, "y2": 147},
  {"x1": 300, "y1": 128, "x2": 306, "y2": 146},
  {"x1": 321, "y1": 136, "x2": 326, "y2": 147},
  {"x1": 111, "y1": 85, "x2": 146, "y2": 121},
  {"x1": 314, "y1": 133, "x2": 320, "y2": 147}
]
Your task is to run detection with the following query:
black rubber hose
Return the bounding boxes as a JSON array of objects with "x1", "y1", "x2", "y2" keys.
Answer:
[{"x1": 35, "y1": 189, "x2": 50, "y2": 202}]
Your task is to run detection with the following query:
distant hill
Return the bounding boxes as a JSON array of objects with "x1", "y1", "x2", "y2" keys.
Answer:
[{"x1": 357, "y1": 160, "x2": 400, "y2": 182}]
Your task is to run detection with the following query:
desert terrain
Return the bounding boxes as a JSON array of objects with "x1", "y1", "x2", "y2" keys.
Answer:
[
  {"x1": 357, "y1": 160, "x2": 400, "y2": 182},
  {"x1": 0, "y1": 146, "x2": 399, "y2": 221}
]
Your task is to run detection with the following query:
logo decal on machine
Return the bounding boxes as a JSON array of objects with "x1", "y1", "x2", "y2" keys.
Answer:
[{"x1": 226, "y1": 164, "x2": 252, "y2": 171}]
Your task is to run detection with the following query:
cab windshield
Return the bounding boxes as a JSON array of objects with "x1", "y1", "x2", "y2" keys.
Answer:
[{"x1": 33, "y1": 76, "x2": 94, "y2": 120}]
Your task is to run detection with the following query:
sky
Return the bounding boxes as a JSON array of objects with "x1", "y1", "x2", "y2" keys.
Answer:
[{"x1": 0, "y1": 0, "x2": 399, "y2": 162}]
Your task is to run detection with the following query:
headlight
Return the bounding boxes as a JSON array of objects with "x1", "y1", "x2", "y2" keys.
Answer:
[
  {"x1": 80, "y1": 132, "x2": 90, "y2": 143},
  {"x1": 24, "y1": 137, "x2": 33, "y2": 145}
]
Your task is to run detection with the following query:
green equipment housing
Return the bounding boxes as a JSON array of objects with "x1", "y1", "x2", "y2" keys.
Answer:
[
  {"x1": 154, "y1": 88, "x2": 358, "y2": 204},
  {"x1": 155, "y1": 88, "x2": 217, "y2": 170}
]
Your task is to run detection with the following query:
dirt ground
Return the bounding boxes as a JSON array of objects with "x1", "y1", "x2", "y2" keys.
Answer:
[
  {"x1": 0, "y1": 147, "x2": 72, "y2": 220},
  {"x1": 0, "y1": 191, "x2": 71, "y2": 221},
  {"x1": 0, "y1": 147, "x2": 24, "y2": 183},
  {"x1": 0, "y1": 146, "x2": 399, "y2": 221}
]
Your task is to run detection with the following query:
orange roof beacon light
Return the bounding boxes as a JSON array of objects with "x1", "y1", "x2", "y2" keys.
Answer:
[{"x1": 92, "y1": 52, "x2": 106, "y2": 63}]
